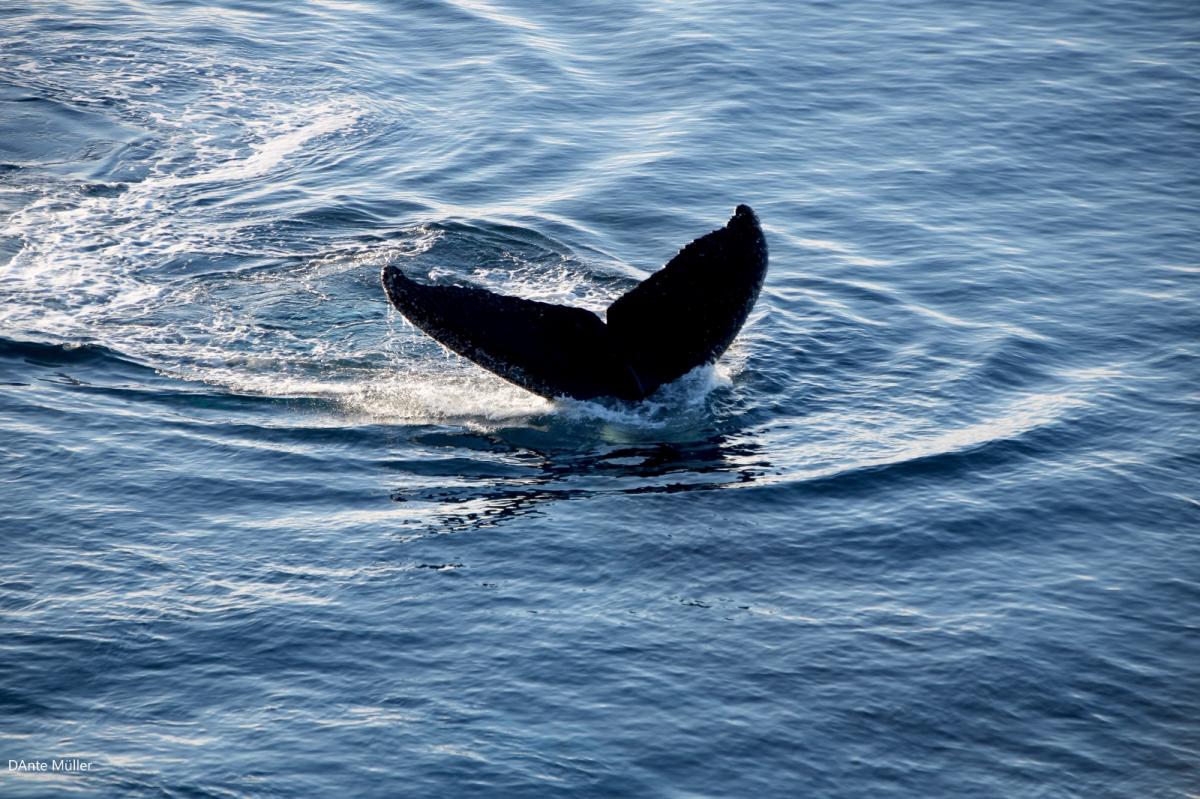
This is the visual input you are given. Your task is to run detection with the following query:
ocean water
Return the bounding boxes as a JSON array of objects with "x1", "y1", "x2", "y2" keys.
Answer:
[{"x1": 1, "y1": 0, "x2": 1197, "y2": 796}]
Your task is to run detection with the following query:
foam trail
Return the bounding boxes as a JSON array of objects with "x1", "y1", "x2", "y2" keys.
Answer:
[
  {"x1": 0, "y1": 100, "x2": 361, "y2": 343},
  {"x1": 158, "y1": 107, "x2": 360, "y2": 187}
]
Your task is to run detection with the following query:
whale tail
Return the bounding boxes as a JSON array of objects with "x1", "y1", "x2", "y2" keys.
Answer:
[{"x1": 382, "y1": 204, "x2": 768, "y2": 401}]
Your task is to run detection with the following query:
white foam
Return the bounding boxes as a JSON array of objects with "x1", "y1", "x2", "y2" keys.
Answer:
[
  {"x1": 553, "y1": 362, "x2": 734, "y2": 430},
  {"x1": 157, "y1": 105, "x2": 359, "y2": 187}
]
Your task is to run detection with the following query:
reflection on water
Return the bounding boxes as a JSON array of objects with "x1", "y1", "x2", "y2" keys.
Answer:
[{"x1": 389, "y1": 434, "x2": 769, "y2": 534}]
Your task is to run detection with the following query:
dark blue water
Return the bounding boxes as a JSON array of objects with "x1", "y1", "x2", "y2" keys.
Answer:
[{"x1": 2, "y1": 1, "x2": 1197, "y2": 796}]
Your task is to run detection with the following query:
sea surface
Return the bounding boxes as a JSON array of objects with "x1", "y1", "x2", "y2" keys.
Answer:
[{"x1": 1, "y1": 1, "x2": 1197, "y2": 796}]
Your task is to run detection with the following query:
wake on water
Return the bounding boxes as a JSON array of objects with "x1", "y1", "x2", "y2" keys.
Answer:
[{"x1": 0, "y1": 86, "x2": 737, "y2": 433}]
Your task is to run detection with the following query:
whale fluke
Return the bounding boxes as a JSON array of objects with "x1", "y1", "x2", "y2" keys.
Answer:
[{"x1": 382, "y1": 204, "x2": 768, "y2": 401}]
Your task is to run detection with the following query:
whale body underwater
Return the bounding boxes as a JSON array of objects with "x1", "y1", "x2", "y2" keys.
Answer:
[{"x1": 381, "y1": 205, "x2": 768, "y2": 401}]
